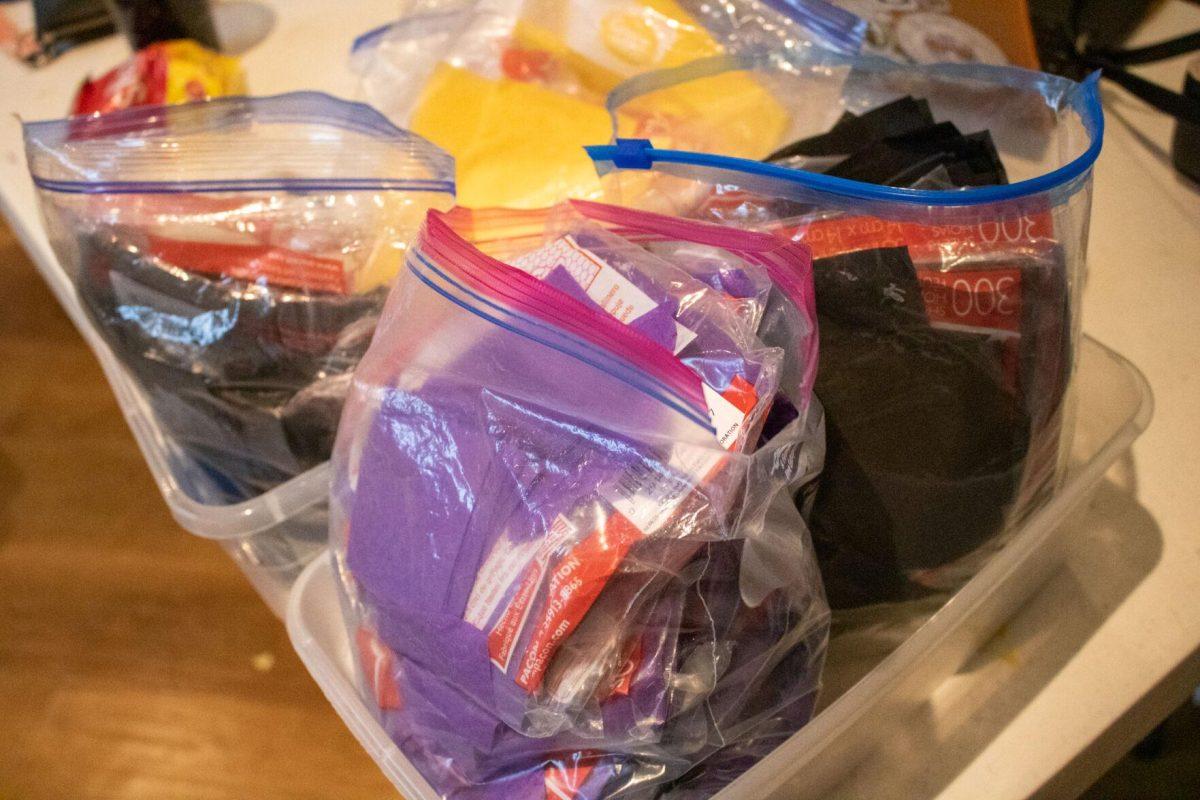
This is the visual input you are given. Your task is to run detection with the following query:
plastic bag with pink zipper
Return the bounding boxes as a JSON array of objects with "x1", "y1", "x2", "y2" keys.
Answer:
[{"x1": 329, "y1": 204, "x2": 827, "y2": 799}]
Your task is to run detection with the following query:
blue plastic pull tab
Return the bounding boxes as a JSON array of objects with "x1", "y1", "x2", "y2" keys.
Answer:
[{"x1": 610, "y1": 139, "x2": 655, "y2": 170}]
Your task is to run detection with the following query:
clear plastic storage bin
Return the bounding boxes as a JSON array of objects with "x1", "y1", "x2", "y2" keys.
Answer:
[
  {"x1": 286, "y1": 334, "x2": 1151, "y2": 799},
  {"x1": 21, "y1": 93, "x2": 455, "y2": 619},
  {"x1": 16, "y1": 191, "x2": 332, "y2": 618}
]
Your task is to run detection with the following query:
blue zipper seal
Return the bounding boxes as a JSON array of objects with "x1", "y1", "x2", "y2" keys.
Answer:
[
  {"x1": 589, "y1": 118, "x2": 1099, "y2": 207},
  {"x1": 597, "y1": 53, "x2": 1104, "y2": 208},
  {"x1": 761, "y1": 0, "x2": 867, "y2": 55},
  {"x1": 408, "y1": 252, "x2": 715, "y2": 433},
  {"x1": 25, "y1": 91, "x2": 456, "y2": 196},
  {"x1": 350, "y1": 7, "x2": 468, "y2": 55},
  {"x1": 25, "y1": 91, "x2": 437, "y2": 144},
  {"x1": 350, "y1": 1, "x2": 864, "y2": 59},
  {"x1": 31, "y1": 176, "x2": 456, "y2": 195}
]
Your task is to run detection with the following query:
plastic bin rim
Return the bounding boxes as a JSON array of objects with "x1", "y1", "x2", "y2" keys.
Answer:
[{"x1": 165, "y1": 461, "x2": 332, "y2": 540}]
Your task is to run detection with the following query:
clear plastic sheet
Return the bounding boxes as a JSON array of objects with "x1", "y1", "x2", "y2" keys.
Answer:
[
  {"x1": 348, "y1": 1, "x2": 864, "y2": 207},
  {"x1": 591, "y1": 50, "x2": 1103, "y2": 606},
  {"x1": 330, "y1": 207, "x2": 828, "y2": 799},
  {"x1": 25, "y1": 92, "x2": 455, "y2": 502}
]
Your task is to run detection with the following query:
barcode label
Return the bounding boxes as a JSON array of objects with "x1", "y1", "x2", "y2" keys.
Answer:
[{"x1": 601, "y1": 456, "x2": 696, "y2": 535}]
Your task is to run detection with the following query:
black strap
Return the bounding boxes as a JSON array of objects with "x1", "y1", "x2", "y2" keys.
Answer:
[
  {"x1": 1090, "y1": 31, "x2": 1200, "y2": 66},
  {"x1": 1066, "y1": 0, "x2": 1200, "y2": 126},
  {"x1": 1087, "y1": 56, "x2": 1200, "y2": 126}
]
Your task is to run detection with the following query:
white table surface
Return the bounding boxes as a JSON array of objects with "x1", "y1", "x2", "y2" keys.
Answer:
[{"x1": 1, "y1": 1, "x2": 1197, "y2": 798}]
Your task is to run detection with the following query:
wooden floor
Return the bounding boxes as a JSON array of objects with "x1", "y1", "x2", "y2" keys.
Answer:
[{"x1": 0, "y1": 222, "x2": 395, "y2": 799}]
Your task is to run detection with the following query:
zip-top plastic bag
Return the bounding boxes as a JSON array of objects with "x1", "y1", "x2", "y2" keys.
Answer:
[
  {"x1": 24, "y1": 92, "x2": 455, "y2": 502},
  {"x1": 590, "y1": 50, "x2": 1103, "y2": 606},
  {"x1": 331, "y1": 206, "x2": 828, "y2": 799},
  {"x1": 349, "y1": 0, "x2": 864, "y2": 208},
  {"x1": 442, "y1": 199, "x2": 819, "y2": 408}
]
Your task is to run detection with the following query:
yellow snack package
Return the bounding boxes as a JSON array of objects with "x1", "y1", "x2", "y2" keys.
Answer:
[
  {"x1": 73, "y1": 40, "x2": 245, "y2": 115},
  {"x1": 411, "y1": 64, "x2": 613, "y2": 208},
  {"x1": 401, "y1": 1, "x2": 796, "y2": 207},
  {"x1": 509, "y1": 0, "x2": 726, "y2": 96},
  {"x1": 160, "y1": 40, "x2": 246, "y2": 104}
]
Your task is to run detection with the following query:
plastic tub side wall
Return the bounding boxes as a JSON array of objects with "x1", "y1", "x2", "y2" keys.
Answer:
[
  {"x1": 712, "y1": 337, "x2": 1154, "y2": 800},
  {"x1": 285, "y1": 336, "x2": 1153, "y2": 800}
]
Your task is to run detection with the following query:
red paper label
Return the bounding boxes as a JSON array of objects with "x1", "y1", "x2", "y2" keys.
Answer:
[
  {"x1": 779, "y1": 210, "x2": 1056, "y2": 263},
  {"x1": 146, "y1": 236, "x2": 348, "y2": 294},
  {"x1": 487, "y1": 558, "x2": 549, "y2": 673},
  {"x1": 355, "y1": 626, "x2": 403, "y2": 711},
  {"x1": 718, "y1": 373, "x2": 762, "y2": 453},
  {"x1": 917, "y1": 267, "x2": 1023, "y2": 335},
  {"x1": 514, "y1": 513, "x2": 645, "y2": 693},
  {"x1": 721, "y1": 374, "x2": 759, "y2": 416},
  {"x1": 545, "y1": 760, "x2": 597, "y2": 800}
]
